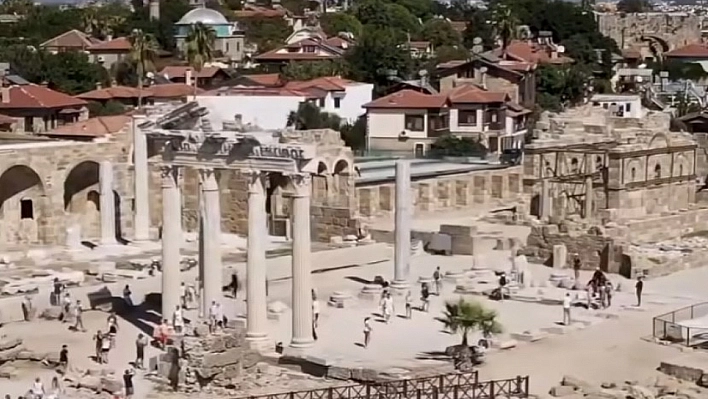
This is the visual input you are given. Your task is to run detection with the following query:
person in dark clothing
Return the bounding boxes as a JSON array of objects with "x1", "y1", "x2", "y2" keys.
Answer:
[
  {"x1": 123, "y1": 369, "x2": 135, "y2": 399},
  {"x1": 230, "y1": 273, "x2": 239, "y2": 298},
  {"x1": 635, "y1": 276, "x2": 644, "y2": 307},
  {"x1": 52, "y1": 278, "x2": 63, "y2": 306},
  {"x1": 59, "y1": 344, "x2": 68, "y2": 373},
  {"x1": 573, "y1": 256, "x2": 581, "y2": 281},
  {"x1": 421, "y1": 283, "x2": 430, "y2": 312},
  {"x1": 498, "y1": 273, "x2": 508, "y2": 301},
  {"x1": 135, "y1": 333, "x2": 148, "y2": 369}
]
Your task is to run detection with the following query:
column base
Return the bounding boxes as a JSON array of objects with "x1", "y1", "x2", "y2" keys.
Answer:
[
  {"x1": 390, "y1": 280, "x2": 411, "y2": 291},
  {"x1": 289, "y1": 338, "x2": 315, "y2": 349},
  {"x1": 246, "y1": 332, "x2": 269, "y2": 341}
]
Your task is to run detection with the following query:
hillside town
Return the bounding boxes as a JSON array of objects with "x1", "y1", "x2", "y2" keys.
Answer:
[{"x1": 3, "y1": 0, "x2": 708, "y2": 399}]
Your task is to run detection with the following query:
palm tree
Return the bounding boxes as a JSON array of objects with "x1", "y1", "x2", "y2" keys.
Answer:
[
  {"x1": 437, "y1": 298, "x2": 502, "y2": 347},
  {"x1": 186, "y1": 22, "x2": 216, "y2": 99},
  {"x1": 491, "y1": 4, "x2": 519, "y2": 56},
  {"x1": 81, "y1": 7, "x2": 100, "y2": 36},
  {"x1": 128, "y1": 29, "x2": 159, "y2": 108}
]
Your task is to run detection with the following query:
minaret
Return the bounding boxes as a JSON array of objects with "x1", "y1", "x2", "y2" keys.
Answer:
[{"x1": 149, "y1": 0, "x2": 160, "y2": 20}]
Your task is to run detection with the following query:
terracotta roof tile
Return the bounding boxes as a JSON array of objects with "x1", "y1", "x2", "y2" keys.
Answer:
[
  {"x1": 203, "y1": 87, "x2": 311, "y2": 96},
  {"x1": 363, "y1": 90, "x2": 448, "y2": 109},
  {"x1": 150, "y1": 83, "x2": 202, "y2": 98},
  {"x1": 76, "y1": 86, "x2": 147, "y2": 100},
  {"x1": 495, "y1": 40, "x2": 574, "y2": 65},
  {"x1": 285, "y1": 76, "x2": 354, "y2": 91},
  {"x1": 160, "y1": 66, "x2": 224, "y2": 79},
  {"x1": 40, "y1": 29, "x2": 100, "y2": 50},
  {"x1": 0, "y1": 84, "x2": 87, "y2": 109},
  {"x1": 88, "y1": 37, "x2": 131, "y2": 52},
  {"x1": 325, "y1": 36, "x2": 354, "y2": 49},
  {"x1": 46, "y1": 115, "x2": 131, "y2": 137},
  {"x1": 665, "y1": 43, "x2": 708, "y2": 58},
  {"x1": 240, "y1": 73, "x2": 283, "y2": 87},
  {"x1": 448, "y1": 84, "x2": 508, "y2": 103},
  {"x1": 255, "y1": 38, "x2": 343, "y2": 61}
]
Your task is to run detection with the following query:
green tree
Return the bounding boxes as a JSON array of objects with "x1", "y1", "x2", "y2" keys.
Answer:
[
  {"x1": 391, "y1": 0, "x2": 434, "y2": 20},
  {"x1": 345, "y1": 27, "x2": 413, "y2": 94},
  {"x1": 238, "y1": 16, "x2": 291, "y2": 53},
  {"x1": 128, "y1": 29, "x2": 159, "y2": 107},
  {"x1": 287, "y1": 101, "x2": 343, "y2": 130},
  {"x1": 320, "y1": 13, "x2": 363, "y2": 38},
  {"x1": 43, "y1": 51, "x2": 110, "y2": 95},
  {"x1": 354, "y1": 0, "x2": 420, "y2": 36},
  {"x1": 0, "y1": 0, "x2": 34, "y2": 14},
  {"x1": 186, "y1": 22, "x2": 216, "y2": 97},
  {"x1": 420, "y1": 19, "x2": 462, "y2": 48},
  {"x1": 490, "y1": 3, "x2": 519, "y2": 54},
  {"x1": 87, "y1": 100, "x2": 127, "y2": 117},
  {"x1": 434, "y1": 45, "x2": 470, "y2": 63},
  {"x1": 280, "y1": 60, "x2": 348, "y2": 81},
  {"x1": 617, "y1": 0, "x2": 652, "y2": 13},
  {"x1": 339, "y1": 116, "x2": 367, "y2": 151},
  {"x1": 430, "y1": 135, "x2": 487, "y2": 157},
  {"x1": 536, "y1": 64, "x2": 589, "y2": 111},
  {"x1": 436, "y1": 298, "x2": 502, "y2": 346}
]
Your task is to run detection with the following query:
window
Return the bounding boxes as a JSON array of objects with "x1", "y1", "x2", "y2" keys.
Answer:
[
  {"x1": 404, "y1": 115, "x2": 425, "y2": 131},
  {"x1": 491, "y1": 112, "x2": 498, "y2": 123},
  {"x1": 458, "y1": 110, "x2": 477, "y2": 126},
  {"x1": 654, "y1": 164, "x2": 661, "y2": 179},
  {"x1": 570, "y1": 158, "x2": 579, "y2": 173},
  {"x1": 414, "y1": 143, "x2": 425, "y2": 157},
  {"x1": 625, "y1": 102, "x2": 632, "y2": 112},
  {"x1": 20, "y1": 199, "x2": 33, "y2": 220},
  {"x1": 304, "y1": 45, "x2": 316, "y2": 53},
  {"x1": 236, "y1": 42, "x2": 240, "y2": 52},
  {"x1": 226, "y1": 42, "x2": 230, "y2": 52},
  {"x1": 596, "y1": 156, "x2": 603, "y2": 171},
  {"x1": 318, "y1": 98, "x2": 325, "y2": 108},
  {"x1": 334, "y1": 97, "x2": 341, "y2": 109},
  {"x1": 24, "y1": 116, "x2": 33, "y2": 133},
  {"x1": 631, "y1": 167, "x2": 636, "y2": 182}
]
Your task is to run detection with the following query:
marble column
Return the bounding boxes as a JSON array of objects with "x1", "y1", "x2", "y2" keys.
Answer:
[
  {"x1": 540, "y1": 178, "x2": 551, "y2": 222},
  {"x1": 132, "y1": 117, "x2": 150, "y2": 241},
  {"x1": 584, "y1": 177, "x2": 593, "y2": 219},
  {"x1": 392, "y1": 160, "x2": 411, "y2": 289},
  {"x1": 246, "y1": 170, "x2": 268, "y2": 342},
  {"x1": 161, "y1": 166, "x2": 182, "y2": 320},
  {"x1": 200, "y1": 168, "x2": 222, "y2": 310},
  {"x1": 197, "y1": 181, "x2": 206, "y2": 318},
  {"x1": 99, "y1": 160, "x2": 117, "y2": 245},
  {"x1": 290, "y1": 174, "x2": 314, "y2": 348}
]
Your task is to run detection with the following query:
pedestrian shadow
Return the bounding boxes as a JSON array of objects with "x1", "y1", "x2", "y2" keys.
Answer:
[
  {"x1": 116, "y1": 297, "x2": 164, "y2": 337},
  {"x1": 346, "y1": 276, "x2": 374, "y2": 285},
  {"x1": 354, "y1": 342, "x2": 365, "y2": 348},
  {"x1": 415, "y1": 351, "x2": 449, "y2": 361}
]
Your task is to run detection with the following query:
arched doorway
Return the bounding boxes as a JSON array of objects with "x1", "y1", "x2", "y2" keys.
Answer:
[
  {"x1": 0, "y1": 165, "x2": 45, "y2": 244},
  {"x1": 332, "y1": 159, "x2": 352, "y2": 207},
  {"x1": 64, "y1": 161, "x2": 100, "y2": 241},
  {"x1": 266, "y1": 172, "x2": 290, "y2": 237}
]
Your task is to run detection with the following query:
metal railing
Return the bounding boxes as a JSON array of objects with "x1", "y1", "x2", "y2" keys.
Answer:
[
  {"x1": 236, "y1": 373, "x2": 530, "y2": 399},
  {"x1": 653, "y1": 302, "x2": 708, "y2": 347}
]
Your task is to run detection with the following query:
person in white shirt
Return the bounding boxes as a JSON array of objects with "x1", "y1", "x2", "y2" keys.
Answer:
[
  {"x1": 173, "y1": 305, "x2": 184, "y2": 334},
  {"x1": 179, "y1": 282, "x2": 187, "y2": 308},
  {"x1": 563, "y1": 293, "x2": 572, "y2": 325},
  {"x1": 31, "y1": 377, "x2": 45, "y2": 398},
  {"x1": 209, "y1": 301, "x2": 221, "y2": 333}
]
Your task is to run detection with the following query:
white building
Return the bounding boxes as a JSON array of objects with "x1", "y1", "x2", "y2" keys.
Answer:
[
  {"x1": 590, "y1": 94, "x2": 644, "y2": 118},
  {"x1": 198, "y1": 76, "x2": 373, "y2": 130}
]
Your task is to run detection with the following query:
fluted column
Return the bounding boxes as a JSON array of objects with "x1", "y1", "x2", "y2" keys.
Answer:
[
  {"x1": 201, "y1": 168, "x2": 222, "y2": 310},
  {"x1": 132, "y1": 116, "x2": 150, "y2": 241},
  {"x1": 99, "y1": 160, "x2": 117, "y2": 245},
  {"x1": 245, "y1": 170, "x2": 268, "y2": 341},
  {"x1": 290, "y1": 174, "x2": 314, "y2": 348},
  {"x1": 392, "y1": 160, "x2": 411, "y2": 289},
  {"x1": 161, "y1": 166, "x2": 182, "y2": 319}
]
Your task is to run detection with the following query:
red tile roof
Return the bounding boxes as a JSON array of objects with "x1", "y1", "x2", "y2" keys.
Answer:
[
  {"x1": 150, "y1": 83, "x2": 202, "y2": 98},
  {"x1": 0, "y1": 84, "x2": 87, "y2": 110},
  {"x1": 160, "y1": 66, "x2": 225, "y2": 79},
  {"x1": 363, "y1": 90, "x2": 448, "y2": 109},
  {"x1": 203, "y1": 87, "x2": 312, "y2": 97},
  {"x1": 46, "y1": 115, "x2": 131, "y2": 137},
  {"x1": 495, "y1": 40, "x2": 574, "y2": 65},
  {"x1": 325, "y1": 36, "x2": 354, "y2": 49},
  {"x1": 240, "y1": 73, "x2": 283, "y2": 87},
  {"x1": 285, "y1": 76, "x2": 354, "y2": 92},
  {"x1": 622, "y1": 48, "x2": 642, "y2": 59},
  {"x1": 40, "y1": 29, "x2": 101, "y2": 50},
  {"x1": 448, "y1": 84, "x2": 508, "y2": 104},
  {"x1": 665, "y1": 43, "x2": 708, "y2": 58},
  {"x1": 77, "y1": 86, "x2": 147, "y2": 100},
  {"x1": 409, "y1": 41, "x2": 431, "y2": 50},
  {"x1": 88, "y1": 37, "x2": 131, "y2": 52},
  {"x1": 255, "y1": 38, "x2": 343, "y2": 61}
]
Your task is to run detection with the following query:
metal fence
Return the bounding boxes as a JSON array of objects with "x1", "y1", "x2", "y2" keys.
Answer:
[
  {"x1": 237, "y1": 373, "x2": 529, "y2": 399},
  {"x1": 653, "y1": 302, "x2": 708, "y2": 347}
]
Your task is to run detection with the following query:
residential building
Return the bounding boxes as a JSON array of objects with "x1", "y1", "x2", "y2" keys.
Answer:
[
  {"x1": 590, "y1": 94, "x2": 644, "y2": 118},
  {"x1": 254, "y1": 36, "x2": 346, "y2": 65},
  {"x1": 76, "y1": 84, "x2": 197, "y2": 106},
  {"x1": 87, "y1": 36, "x2": 132, "y2": 70},
  {"x1": 492, "y1": 33, "x2": 574, "y2": 65},
  {"x1": 363, "y1": 86, "x2": 530, "y2": 155},
  {"x1": 43, "y1": 114, "x2": 132, "y2": 141},
  {"x1": 407, "y1": 41, "x2": 434, "y2": 59},
  {"x1": 159, "y1": 66, "x2": 231, "y2": 90},
  {"x1": 198, "y1": 76, "x2": 373, "y2": 129},
  {"x1": 665, "y1": 43, "x2": 708, "y2": 63},
  {"x1": 0, "y1": 81, "x2": 89, "y2": 133},
  {"x1": 175, "y1": 7, "x2": 246, "y2": 64},
  {"x1": 40, "y1": 29, "x2": 102, "y2": 54},
  {"x1": 436, "y1": 56, "x2": 537, "y2": 109}
]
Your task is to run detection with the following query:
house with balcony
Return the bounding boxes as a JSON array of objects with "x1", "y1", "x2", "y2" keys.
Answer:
[{"x1": 363, "y1": 85, "x2": 530, "y2": 156}]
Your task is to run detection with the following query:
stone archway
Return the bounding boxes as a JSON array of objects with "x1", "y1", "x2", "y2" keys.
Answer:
[
  {"x1": 64, "y1": 161, "x2": 100, "y2": 241},
  {"x1": 0, "y1": 165, "x2": 46, "y2": 245}
]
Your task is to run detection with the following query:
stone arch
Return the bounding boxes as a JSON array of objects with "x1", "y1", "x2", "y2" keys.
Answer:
[
  {"x1": 674, "y1": 153, "x2": 689, "y2": 177},
  {"x1": 648, "y1": 132, "x2": 670, "y2": 149},
  {"x1": 64, "y1": 160, "x2": 100, "y2": 240},
  {"x1": 0, "y1": 165, "x2": 46, "y2": 244},
  {"x1": 333, "y1": 158, "x2": 350, "y2": 175},
  {"x1": 625, "y1": 158, "x2": 643, "y2": 183},
  {"x1": 641, "y1": 35, "x2": 670, "y2": 54},
  {"x1": 316, "y1": 161, "x2": 328, "y2": 175}
]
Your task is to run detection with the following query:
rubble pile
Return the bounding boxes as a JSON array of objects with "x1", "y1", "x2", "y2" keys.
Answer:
[
  {"x1": 0, "y1": 335, "x2": 62, "y2": 378},
  {"x1": 150, "y1": 326, "x2": 262, "y2": 392},
  {"x1": 63, "y1": 369, "x2": 125, "y2": 398},
  {"x1": 548, "y1": 374, "x2": 707, "y2": 399}
]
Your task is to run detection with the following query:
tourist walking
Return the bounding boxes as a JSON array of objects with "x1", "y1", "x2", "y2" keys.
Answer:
[
  {"x1": 635, "y1": 276, "x2": 644, "y2": 307},
  {"x1": 101, "y1": 331, "x2": 111, "y2": 363},
  {"x1": 52, "y1": 278, "x2": 63, "y2": 306},
  {"x1": 605, "y1": 281, "x2": 613, "y2": 308},
  {"x1": 155, "y1": 319, "x2": 169, "y2": 349},
  {"x1": 563, "y1": 293, "x2": 572, "y2": 326},
  {"x1": 209, "y1": 301, "x2": 221, "y2": 333},
  {"x1": 180, "y1": 282, "x2": 187, "y2": 309},
  {"x1": 433, "y1": 267, "x2": 442, "y2": 295},
  {"x1": 123, "y1": 284, "x2": 133, "y2": 308},
  {"x1": 58, "y1": 344, "x2": 68, "y2": 373},
  {"x1": 73, "y1": 300, "x2": 85, "y2": 332},
  {"x1": 405, "y1": 290, "x2": 412, "y2": 319},
  {"x1": 599, "y1": 282, "x2": 607, "y2": 308},
  {"x1": 498, "y1": 272, "x2": 508, "y2": 301},
  {"x1": 60, "y1": 292, "x2": 72, "y2": 323},
  {"x1": 123, "y1": 368, "x2": 135, "y2": 399},
  {"x1": 94, "y1": 331, "x2": 104, "y2": 364},
  {"x1": 172, "y1": 305, "x2": 184, "y2": 334},
  {"x1": 312, "y1": 293, "x2": 320, "y2": 340},
  {"x1": 573, "y1": 255, "x2": 581, "y2": 282},
  {"x1": 107, "y1": 312, "x2": 119, "y2": 347},
  {"x1": 381, "y1": 292, "x2": 394, "y2": 323},
  {"x1": 22, "y1": 295, "x2": 33, "y2": 321},
  {"x1": 135, "y1": 333, "x2": 148, "y2": 369},
  {"x1": 421, "y1": 283, "x2": 430, "y2": 312},
  {"x1": 230, "y1": 273, "x2": 239, "y2": 299},
  {"x1": 30, "y1": 377, "x2": 45, "y2": 399},
  {"x1": 363, "y1": 317, "x2": 372, "y2": 348}
]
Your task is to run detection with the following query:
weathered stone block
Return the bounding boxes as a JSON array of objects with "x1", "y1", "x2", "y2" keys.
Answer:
[
  {"x1": 202, "y1": 348, "x2": 243, "y2": 368},
  {"x1": 550, "y1": 385, "x2": 576, "y2": 397},
  {"x1": 327, "y1": 366, "x2": 352, "y2": 380}
]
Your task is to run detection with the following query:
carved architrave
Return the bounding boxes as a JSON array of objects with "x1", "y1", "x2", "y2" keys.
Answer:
[{"x1": 244, "y1": 169, "x2": 265, "y2": 195}]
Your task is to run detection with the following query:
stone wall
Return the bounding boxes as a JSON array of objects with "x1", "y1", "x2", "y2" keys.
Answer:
[
  {"x1": 607, "y1": 207, "x2": 708, "y2": 243},
  {"x1": 356, "y1": 166, "x2": 523, "y2": 217},
  {"x1": 595, "y1": 12, "x2": 701, "y2": 51}
]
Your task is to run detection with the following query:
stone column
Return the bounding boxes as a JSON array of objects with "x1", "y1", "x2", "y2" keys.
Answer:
[
  {"x1": 540, "y1": 178, "x2": 551, "y2": 222},
  {"x1": 392, "y1": 160, "x2": 411, "y2": 289},
  {"x1": 245, "y1": 170, "x2": 268, "y2": 342},
  {"x1": 99, "y1": 160, "x2": 117, "y2": 245},
  {"x1": 132, "y1": 117, "x2": 150, "y2": 241},
  {"x1": 161, "y1": 166, "x2": 182, "y2": 320},
  {"x1": 290, "y1": 174, "x2": 314, "y2": 348},
  {"x1": 200, "y1": 168, "x2": 222, "y2": 309},
  {"x1": 584, "y1": 161, "x2": 593, "y2": 219},
  {"x1": 197, "y1": 183, "x2": 205, "y2": 318}
]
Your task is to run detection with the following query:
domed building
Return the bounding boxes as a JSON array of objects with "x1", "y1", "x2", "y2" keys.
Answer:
[{"x1": 175, "y1": 6, "x2": 245, "y2": 64}]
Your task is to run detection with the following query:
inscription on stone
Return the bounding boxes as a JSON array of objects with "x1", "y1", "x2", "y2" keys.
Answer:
[{"x1": 251, "y1": 145, "x2": 308, "y2": 160}]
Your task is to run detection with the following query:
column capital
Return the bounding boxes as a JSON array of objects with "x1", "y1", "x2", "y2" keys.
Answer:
[
  {"x1": 289, "y1": 173, "x2": 311, "y2": 197},
  {"x1": 160, "y1": 165, "x2": 179, "y2": 187},
  {"x1": 199, "y1": 167, "x2": 219, "y2": 191},
  {"x1": 244, "y1": 169, "x2": 266, "y2": 194}
]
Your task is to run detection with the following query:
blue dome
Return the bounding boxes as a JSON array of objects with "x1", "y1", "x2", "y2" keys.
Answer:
[{"x1": 176, "y1": 8, "x2": 229, "y2": 25}]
